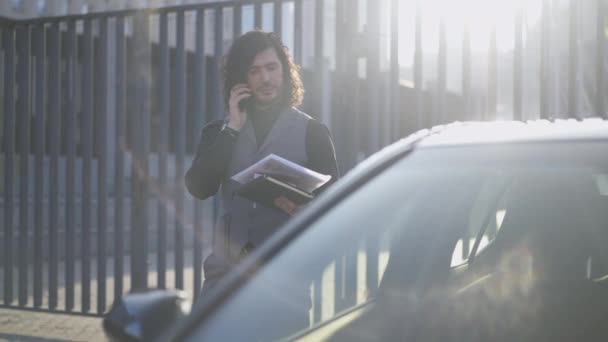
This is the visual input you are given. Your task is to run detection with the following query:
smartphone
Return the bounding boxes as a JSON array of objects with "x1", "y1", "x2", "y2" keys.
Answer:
[{"x1": 238, "y1": 94, "x2": 253, "y2": 111}]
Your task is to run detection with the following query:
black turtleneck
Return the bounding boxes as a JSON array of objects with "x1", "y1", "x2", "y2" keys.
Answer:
[{"x1": 249, "y1": 105, "x2": 282, "y2": 147}]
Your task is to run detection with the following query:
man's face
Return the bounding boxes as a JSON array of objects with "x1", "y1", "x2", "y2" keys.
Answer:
[{"x1": 246, "y1": 47, "x2": 284, "y2": 108}]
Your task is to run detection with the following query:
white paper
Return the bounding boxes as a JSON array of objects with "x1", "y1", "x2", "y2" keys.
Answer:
[{"x1": 231, "y1": 154, "x2": 331, "y2": 193}]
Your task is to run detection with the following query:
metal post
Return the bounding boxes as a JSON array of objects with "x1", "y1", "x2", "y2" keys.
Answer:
[
  {"x1": 254, "y1": 2, "x2": 262, "y2": 29},
  {"x1": 114, "y1": 15, "x2": 126, "y2": 299},
  {"x1": 16, "y1": 24, "x2": 31, "y2": 307},
  {"x1": 210, "y1": 7, "x2": 224, "y2": 120},
  {"x1": 367, "y1": 0, "x2": 380, "y2": 152},
  {"x1": 294, "y1": 0, "x2": 303, "y2": 65},
  {"x1": 314, "y1": 0, "x2": 324, "y2": 121},
  {"x1": 157, "y1": 11, "x2": 169, "y2": 290},
  {"x1": 81, "y1": 19, "x2": 93, "y2": 312},
  {"x1": 462, "y1": 23, "x2": 472, "y2": 121},
  {"x1": 390, "y1": 0, "x2": 400, "y2": 138},
  {"x1": 596, "y1": 0, "x2": 606, "y2": 118},
  {"x1": 33, "y1": 23, "x2": 45, "y2": 309},
  {"x1": 130, "y1": 12, "x2": 151, "y2": 291},
  {"x1": 365, "y1": 0, "x2": 380, "y2": 301},
  {"x1": 64, "y1": 20, "x2": 77, "y2": 311},
  {"x1": 436, "y1": 17, "x2": 447, "y2": 125},
  {"x1": 540, "y1": 0, "x2": 550, "y2": 119},
  {"x1": 487, "y1": 28, "x2": 497, "y2": 120},
  {"x1": 96, "y1": 16, "x2": 109, "y2": 314},
  {"x1": 2, "y1": 26, "x2": 15, "y2": 306},
  {"x1": 175, "y1": 10, "x2": 186, "y2": 290},
  {"x1": 333, "y1": 0, "x2": 357, "y2": 195},
  {"x1": 47, "y1": 21, "x2": 60, "y2": 311},
  {"x1": 568, "y1": 0, "x2": 578, "y2": 118},
  {"x1": 234, "y1": 4, "x2": 242, "y2": 37},
  {"x1": 414, "y1": 4, "x2": 424, "y2": 129},
  {"x1": 514, "y1": 9, "x2": 523, "y2": 121},
  {"x1": 193, "y1": 8, "x2": 207, "y2": 300},
  {"x1": 273, "y1": 0, "x2": 282, "y2": 35}
]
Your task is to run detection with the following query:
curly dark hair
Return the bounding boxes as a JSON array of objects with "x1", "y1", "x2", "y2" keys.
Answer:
[{"x1": 222, "y1": 30, "x2": 304, "y2": 110}]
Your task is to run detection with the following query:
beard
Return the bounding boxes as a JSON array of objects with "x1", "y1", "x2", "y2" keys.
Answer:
[{"x1": 253, "y1": 85, "x2": 289, "y2": 110}]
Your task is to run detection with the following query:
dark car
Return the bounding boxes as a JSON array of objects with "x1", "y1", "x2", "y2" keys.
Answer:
[{"x1": 106, "y1": 119, "x2": 608, "y2": 341}]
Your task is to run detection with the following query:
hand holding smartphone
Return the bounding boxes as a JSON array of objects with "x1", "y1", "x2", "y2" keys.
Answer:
[{"x1": 227, "y1": 84, "x2": 251, "y2": 131}]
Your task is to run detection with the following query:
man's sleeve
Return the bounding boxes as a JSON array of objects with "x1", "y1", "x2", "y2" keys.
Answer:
[
  {"x1": 185, "y1": 120, "x2": 238, "y2": 199},
  {"x1": 305, "y1": 119, "x2": 340, "y2": 195}
]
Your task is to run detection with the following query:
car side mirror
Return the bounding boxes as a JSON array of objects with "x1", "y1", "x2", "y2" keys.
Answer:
[{"x1": 103, "y1": 289, "x2": 191, "y2": 341}]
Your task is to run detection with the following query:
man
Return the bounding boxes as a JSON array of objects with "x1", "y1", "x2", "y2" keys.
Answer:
[{"x1": 185, "y1": 30, "x2": 339, "y2": 295}]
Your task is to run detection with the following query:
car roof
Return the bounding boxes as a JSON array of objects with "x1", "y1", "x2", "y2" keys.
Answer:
[{"x1": 415, "y1": 118, "x2": 608, "y2": 148}]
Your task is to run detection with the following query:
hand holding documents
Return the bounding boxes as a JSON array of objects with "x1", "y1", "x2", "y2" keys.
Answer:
[{"x1": 231, "y1": 154, "x2": 332, "y2": 208}]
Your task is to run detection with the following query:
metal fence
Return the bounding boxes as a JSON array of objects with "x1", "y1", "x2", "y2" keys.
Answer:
[{"x1": 1, "y1": 0, "x2": 606, "y2": 317}]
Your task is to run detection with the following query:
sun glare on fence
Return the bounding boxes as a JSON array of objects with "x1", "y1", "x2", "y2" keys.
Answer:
[{"x1": 403, "y1": 0, "x2": 541, "y2": 53}]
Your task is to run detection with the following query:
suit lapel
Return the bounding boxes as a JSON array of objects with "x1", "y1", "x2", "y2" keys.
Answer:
[{"x1": 241, "y1": 116, "x2": 257, "y2": 147}]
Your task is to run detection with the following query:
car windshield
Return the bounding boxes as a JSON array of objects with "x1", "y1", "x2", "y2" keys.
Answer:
[{"x1": 187, "y1": 142, "x2": 608, "y2": 342}]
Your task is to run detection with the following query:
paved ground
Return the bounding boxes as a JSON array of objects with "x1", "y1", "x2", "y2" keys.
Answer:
[
  {"x1": 0, "y1": 308, "x2": 105, "y2": 341},
  {"x1": 0, "y1": 251, "x2": 200, "y2": 341}
]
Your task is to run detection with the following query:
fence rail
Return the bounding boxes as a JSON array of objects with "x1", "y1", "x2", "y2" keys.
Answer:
[{"x1": 1, "y1": 0, "x2": 607, "y2": 317}]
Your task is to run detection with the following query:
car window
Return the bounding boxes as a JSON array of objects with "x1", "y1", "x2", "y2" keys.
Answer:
[
  {"x1": 185, "y1": 142, "x2": 608, "y2": 342},
  {"x1": 451, "y1": 175, "x2": 510, "y2": 267},
  {"x1": 588, "y1": 173, "x2": 608, "y2": 279},
  {"x1": 187, "y1": 152, "x2": 483, "y2": 341},
  {"x1": 596, "y1": 174, "x2": 608, "y2": 196}
]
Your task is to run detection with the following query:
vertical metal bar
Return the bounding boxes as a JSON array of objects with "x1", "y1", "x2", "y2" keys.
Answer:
[
  {"x1": 462, "y1": 23, "x2": 472, "y2": 121},
  {"x1": 390, "y1": 0, "x2": 400, "y2": 138},
  {"x1": 294, "y1": 0, "x2": 303, "y2": 65},
  {"x1": 568, "y1": 0, "x2": 578, "y2": 118},
  {"x1": 338, "y1": 0, "x2": 358, "y2": 312},
  {"x1": 314, "y1": 0, "x2": 323, "y2": 119},
  {"x1": 33, "y1": 23, "x2": 45, "y2": 309},
  {"x1": 114, "y1": 16, "x2": 126, "y2": 299},
  {"x1": 254, "y1": 2, "x2": 262, "y2": 29},
  {"x1": 367, "y1": 0, "x2": 380, "y2": 151},
  {"x1": 48, "y1": 22, "x2": 61, "y2": 310},
  {"x1": 414, "y1": 4, "x2": 423, "y2": 129},
  {"x1": 141, "y1": 39, "x2": 152, "y2": 290},
  {"x1": 65, "y1": 20, "x2": 77, "y2": 311},
  {"x1": 513, "y1": 9, "x2": 523, "y2": 121},
  {"x1": 212, "y1": 7, "x2": 224, "y2": 119},
  {"x1": 16, "y1": 24, "x2": 31, "y2": 307},
  {"x1": 193, "y1": 8, "x2": 207, "y2": 301},
  {"x1": 333, "y1": 0, "x2": 345, "y2": 160},
  {"x1": 81, "y1": 18, "x2": 93, "y2": 313},
  {"x1": 175, "y1": 10, "x2": 186, "y2": 290},
  {"x1": 311, "y1": 272, "x2": 322, "y2": 324},
  {"x1": 436, "y1": 17, "x2": 447, "y2": 125},
  {"x1": 335, "y1": 0, "x2": 359, "y2": 172},
  {"x1": 540, "y1": 0, "x2": 550, "y2": 119},
  {"x1": 333, "y1": 257, "x2": 343, "y2": 312},
  {"x1": 233, "y1": 4, "x2": 242, "y2": 37},
  {"x1": 131, "y1": 11, "x2": 151, "y2": 290},
  {"x1": 314, "y1": 0, "x2": 324, "y2": 66},
  {"x1": 157, "y1": 12, "x2": 169, "y2": 290},
  {"x1": 487, "y1": 27, "x2": 497, "y2": 120},
  {"x1": 3, "y1": 27, "x2": 15, "y2": 306},
  {"x1": 96, "y1": 16, "x2": 108, "y2": 314},
  {"x1": 273, "y1": 0, "x2": 282, "y2": 34},
  {"x1": 365, "y1": 0, "x2": 380, "y2": 297},
  {"x1": 344, "y1": 249, "x2": 357, "y2": 309},
  {"x1": 364, "y1": 238, "x2": 379, "y2": 301},
  {"x1": 462, "y1": 238, "x2": 470, "y2": 261},
  {"x1": 596, "y1": 0, "x2": 605, "y2": 118}
]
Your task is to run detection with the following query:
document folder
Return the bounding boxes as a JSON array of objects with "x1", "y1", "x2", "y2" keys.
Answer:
[{"x1": 236, "y1": 174, "x2": 314, "y2": 208}]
